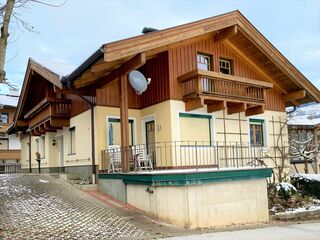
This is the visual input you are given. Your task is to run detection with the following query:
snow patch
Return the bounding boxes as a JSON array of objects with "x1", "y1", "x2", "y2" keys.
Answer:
[
  {"x1": 39, "y1": 179, "x2": 48, "y2": 183},
  {"x1": 291, "y1": 173, "x2": 320, "y2": 182},
  {"x1": 276, "y1": 182, "x2": 297, "y2": 192}
]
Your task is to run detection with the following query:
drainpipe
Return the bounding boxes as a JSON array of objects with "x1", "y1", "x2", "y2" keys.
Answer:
[
  {"x1": 90, "y1": 106, "x2": 96, "y2": 184},
  {"x1": 29, "y1": 132, "x2": 32, "y2": 173},
  {"x1": 65, "y1": 90, "x2": 96, "y2": 184}
]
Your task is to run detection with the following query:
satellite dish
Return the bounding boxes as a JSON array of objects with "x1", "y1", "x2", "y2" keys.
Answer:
[{"x1": 128, "y1": 70, "x2": 151, "y2": 95}]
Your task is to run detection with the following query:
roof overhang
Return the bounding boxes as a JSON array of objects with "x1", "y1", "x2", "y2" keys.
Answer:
[{"x1": 66, "y1": 10, "x2": 319, "y2": 105}]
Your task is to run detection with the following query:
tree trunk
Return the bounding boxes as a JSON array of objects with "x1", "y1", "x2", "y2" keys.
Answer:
[
  {"x1": 0, "y1": 0, "x2": 15, "y2": 82},
  {"x1": 304, "y1": 158, "x2": 309, "y2": 174}
]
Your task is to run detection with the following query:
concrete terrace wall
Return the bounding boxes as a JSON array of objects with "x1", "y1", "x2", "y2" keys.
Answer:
[{"x1": 127, "y1": 178, "x2": 268, "y2": 228}]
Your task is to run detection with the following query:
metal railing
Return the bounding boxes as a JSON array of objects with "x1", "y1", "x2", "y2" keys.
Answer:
[
  {"x1": 101, "y1": 141, "x2": 268, "y2": 172},
  {"x1": 0, "y1": 163, "x2": 21, "y2": 174}
]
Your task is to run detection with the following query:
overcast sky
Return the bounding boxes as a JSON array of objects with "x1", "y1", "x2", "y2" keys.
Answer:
[{"x1": 1, "y1": 0, "x2": 320, "y2": 93}]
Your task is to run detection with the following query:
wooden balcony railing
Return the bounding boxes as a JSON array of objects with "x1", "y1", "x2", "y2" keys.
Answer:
[
  {"x1": 25, "y1": 97, "x2": 71, "y2": 128},
  {"x1": 178, "y1": 69, "x2": 273, "y2": 103}
]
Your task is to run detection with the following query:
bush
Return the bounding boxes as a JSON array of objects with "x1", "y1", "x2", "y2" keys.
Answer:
[
  {"x1": 291, "y1": 174, "x2": 320, "y2": 199},
  {"x1": 275, "y1": 182, "x2": 297, "y2": 201}
]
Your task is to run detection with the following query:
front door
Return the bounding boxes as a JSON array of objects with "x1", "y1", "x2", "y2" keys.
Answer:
[{"x1": 145, "y1": 121, "x2": 156, "y2": 166}]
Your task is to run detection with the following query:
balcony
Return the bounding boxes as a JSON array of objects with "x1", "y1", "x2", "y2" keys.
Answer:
[
  {"x1": 178, "y1": 69, "x2": 273, "y2": 115},
  {"x1": 24, "y1": 97, "x2": 71, "y2": 134}
]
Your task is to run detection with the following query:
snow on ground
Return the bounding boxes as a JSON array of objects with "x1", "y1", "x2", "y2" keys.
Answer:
[
  {"x1": 291, "y1": 173, "x2": 320, "y2": 182},
  {"x1": 275, "y1": 204, "x2": 320, "y2": 215}
]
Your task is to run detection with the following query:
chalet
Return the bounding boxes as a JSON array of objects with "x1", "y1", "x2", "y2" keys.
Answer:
[
  {"x1": 9, "y1": 11, "x2": 320, "y2": 228},
  {"x1": 0, "y1": 88, "x2": 21, "y2": 169}
]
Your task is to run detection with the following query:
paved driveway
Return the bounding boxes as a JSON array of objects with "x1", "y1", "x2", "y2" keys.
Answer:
[
  {"x1": 165, "y1": 221, "x2": 320, "y2": 240},
  {"x1": 0, "y1": 174, "x2": 148, "y2": 239}
]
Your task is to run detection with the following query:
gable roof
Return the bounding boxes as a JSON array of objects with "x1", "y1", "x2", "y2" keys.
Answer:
[
  {"x1": 66, "y1": 10, "x2": 320, "y2": 104},
  {"x1": 13, "y1": 58, "x2": 66, "y2": 125}
]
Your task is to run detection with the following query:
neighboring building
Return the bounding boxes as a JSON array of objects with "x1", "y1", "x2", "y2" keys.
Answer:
[
  {"x1": 9, "y1": 11, "x2": 320, "y2": 228},
  {"x1": 0, "y1": 88, "x2": 21, "y2": 164},
  {"x1": 288, "y1": 103, "x2": 320, "y2": 173}
]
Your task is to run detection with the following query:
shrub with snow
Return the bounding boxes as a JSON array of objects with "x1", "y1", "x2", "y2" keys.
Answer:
[
  {"x1": 276, "y1": 182, "x2": 297, "y2": 201},
  {"x1": 291, "y1": 173, "x2": 320, "y2": 199}
]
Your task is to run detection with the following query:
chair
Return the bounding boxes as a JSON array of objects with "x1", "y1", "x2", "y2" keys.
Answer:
[
  {"x1": 107, "y1": 145, "x2": 121, "y2": 172},
  {"x1": 132, "y1": 145, "x2": 153, "y2": 171}
]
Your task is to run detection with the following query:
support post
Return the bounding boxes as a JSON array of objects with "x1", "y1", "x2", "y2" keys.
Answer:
[{"x1": 120, "y1": 73, "x2": 130, "y2": 172}]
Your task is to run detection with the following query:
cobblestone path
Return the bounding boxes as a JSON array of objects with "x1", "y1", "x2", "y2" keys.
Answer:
[{"x1": 0, "y1": 174, "x2": 147, "y2": 239}]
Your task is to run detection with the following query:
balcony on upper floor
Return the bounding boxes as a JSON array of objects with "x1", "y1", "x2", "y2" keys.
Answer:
[
  {"x1": 178, "y1": 69, "x2": 273, "y2": 115},
  {"x1": 23, "y1": 97, "x2": 71, "y2": 135}
]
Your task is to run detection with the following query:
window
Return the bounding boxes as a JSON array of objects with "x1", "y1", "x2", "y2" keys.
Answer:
[
  {"x1": 219, "y1": 58, "x2": 232, "y2": 75},
  {"x1": 249, "y1": 119, "x2": 265, "y2": 146},
  {"x1": 69, "y1": 127, "x2": 76, "y2": 154},
  {"x1": 0, "y1": 113, "x2": 9, "y2": 124},
  {"x1": 0, "y1": 138, "x2": 9, "y2": 150},
  {"x1": 179, "y1": 113, "x2": 211, "y2": 145},
  {"x1": 197, "y1": 53, "x2": 212, "y2": 71},
  {"x1": 108, "y1": 118, "x2": 134, "y2": 146},
  {"x1": 197, "y1": 53, "x2": 213, "y2": 92}
]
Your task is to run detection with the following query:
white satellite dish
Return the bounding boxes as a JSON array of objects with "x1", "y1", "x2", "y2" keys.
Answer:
[{"x1": 128, "y1": 70, "x2": 151, "y2": 95}]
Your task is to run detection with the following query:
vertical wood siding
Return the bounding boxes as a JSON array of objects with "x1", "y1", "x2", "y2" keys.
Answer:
[
  {"x1": 168, "y1": 35, "x2": 285, "y2": 111},
  {"x1": 96, "y1": 52, "x2": 169, "y2": 109}
]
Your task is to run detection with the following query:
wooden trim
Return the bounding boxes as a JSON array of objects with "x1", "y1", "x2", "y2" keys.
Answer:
[
  {"x1": 282, "y1": 90, "x2": 306, "y2": 102},
  {"x1": 227, "y1": 103, "x2": 247, "y2": 115},
  {"x1": 207, "y1": 100, "x2": 226, "y2": 113},
  {"x1": 178, "y1": 69, "x2": 273, "y2": 88},
  {"x1": 214, "y1": 25, "x2": 238, "y2": 43},
  {"x1": 103, "y1": 12, "x2": 238, "y2": 62},
  {"x1": 185, "y1": 98, "x2": 204, "y2": 111},
  {"x1": 75, "y1": 53, "x2": 146, "y2": 89},
  {"x1": 245, "y1": 105, "x2": 265, "y2": 116}
]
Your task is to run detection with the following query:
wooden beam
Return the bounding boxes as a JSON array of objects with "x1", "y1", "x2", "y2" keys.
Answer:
[
  {"x1": 224, "y1": 40, "x2": 287, "y2": 94},
  {"x1": 227, "y1": 103, "x2": 247, "y2": 115},
  {"x1": 50, "y1": 118, "x2": 70, "y2": 128},
  {"x1": 214, "y1": 25, "x2": 238, "y2": 43},
  {"x1": 31, "y1": 128, "x2": 41, "y2": 136},
  {"x1": 185, "y1": 98, "x2": 204, "y2": 111},
  {"x1": 245, "y1": 105, "x2": 265, "y2": 116},
  {"x1": 44, "y1": 121, "x2": 62, "y2": 131},
  {"x1": 37, "y1": 125, "x2": 46, "y2": 135},
  {"x1": 207, "y1": 100, "x2": 226, "y2": 113},
  {"x1": 282, "y1": 90, "x2": 306, "y2": 102},
  {"x1": 74, "y1": 71, "x2": 110, "y2": 88},
  {"x1": 120, "y1": 73, "x2": 130, "y2": 172},
  {"x1": 16, "y1": 120, "x2": 29, "y2": 127}
]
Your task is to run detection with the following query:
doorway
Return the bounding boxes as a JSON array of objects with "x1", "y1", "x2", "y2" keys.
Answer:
[{"x1": 145, "y1": 120, "x2": 156, "y2": 166}]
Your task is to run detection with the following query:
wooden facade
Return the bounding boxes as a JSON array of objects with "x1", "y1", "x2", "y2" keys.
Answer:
[{"x1": 94, "y1": 36, "x2": 285, "y2": 112}]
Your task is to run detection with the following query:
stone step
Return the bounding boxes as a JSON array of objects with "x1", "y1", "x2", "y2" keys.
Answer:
[
  {"x1": 67, "y1": 179, "x2": 82, "y2": 184},
  {"x1": 67, "y1": 173, "x2": 81, "y2": 180}
]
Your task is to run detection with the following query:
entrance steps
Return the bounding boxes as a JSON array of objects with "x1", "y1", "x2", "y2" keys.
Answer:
[{"x1": 59, "y1": 173, "x2": 98, "y2": 191}]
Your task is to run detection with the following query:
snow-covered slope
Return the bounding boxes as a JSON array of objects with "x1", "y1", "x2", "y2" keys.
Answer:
[{"x1": 287, "y1": 103, "x2": 320, "y2": 127}]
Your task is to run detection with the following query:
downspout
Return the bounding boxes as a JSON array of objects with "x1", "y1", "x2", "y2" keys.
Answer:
[
  {"x1": 65, "y1": 90, "x2": 96, "y2": 184},
  {"x1": 29, "y1": 132, "x2": 32, "y2": 173}
]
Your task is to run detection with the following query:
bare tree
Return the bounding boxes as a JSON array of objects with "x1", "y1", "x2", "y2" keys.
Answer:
[
  {"x1": 265, "y1": 118, "x2": 291, "y2": 183},
  {"x1": 290, "y1": 134, "x2": 320, "y2": 173},
  {"x1": 0, "y1": 0, "x2": 66, "y2": 83}
]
